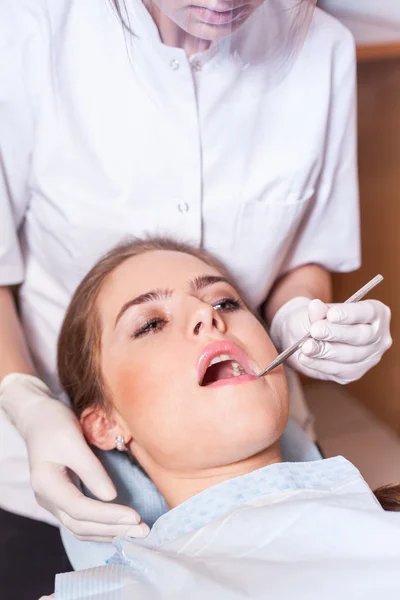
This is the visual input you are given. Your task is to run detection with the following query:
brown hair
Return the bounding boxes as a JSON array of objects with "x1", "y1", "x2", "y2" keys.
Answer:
[
  {"x1": 109, "y1": 0, "x2": 134, "y2": 34},
  {"x1": 57, "y1": 236, "x2": 238, "y2": 419},
  {"x1": 57, "y1": 235, "x2": 400, "y2": 513},
  {"x1": 374, "y1": 484, "x2": 400, "y2": 512}
]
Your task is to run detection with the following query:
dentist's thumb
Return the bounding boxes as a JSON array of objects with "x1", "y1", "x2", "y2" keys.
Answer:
[
  {"x1": 70, "y1": 443, "x2": 117, "y2": 502},
  {"x1": 301, "y1": 299, "x2": 330, "y2": 357},
  {"x1": 308, "y1": 298, "x2": 329, "y2": 325}
]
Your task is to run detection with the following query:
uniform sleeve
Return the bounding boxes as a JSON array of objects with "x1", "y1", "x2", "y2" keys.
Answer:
[
  {"x1": 0, "y1": 1, "x2": 47, "y2": 285},
  {"x1": 282, "y1": 27, "x2": 361, "y2": 275}
]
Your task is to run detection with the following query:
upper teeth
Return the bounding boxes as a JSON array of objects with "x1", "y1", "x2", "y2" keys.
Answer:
[
  {"x1": 208, "y1": 354, "x2": 245, "y2": 377},
  {"x1": 209, "y1": 354, "x2": 235, "y2": 366}
]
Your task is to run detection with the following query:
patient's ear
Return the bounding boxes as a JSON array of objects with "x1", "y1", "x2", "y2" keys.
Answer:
[{"x1": 80, "y1": 405, "x2": 131, "y2": 450}]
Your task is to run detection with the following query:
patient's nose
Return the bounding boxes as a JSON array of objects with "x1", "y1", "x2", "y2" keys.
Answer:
[{"x1": 191, "y1": 304, "x2": 226, "y2": 337}]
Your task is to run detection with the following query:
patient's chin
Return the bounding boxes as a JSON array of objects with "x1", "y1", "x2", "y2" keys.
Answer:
[{"x1": 215, "y1": 377, "x2": 288, "y2": 417}]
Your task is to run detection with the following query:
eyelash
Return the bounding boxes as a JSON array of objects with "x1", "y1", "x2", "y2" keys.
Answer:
[
  {"x1": 133, "y1": 317, "x2": 167, "y2": 339},
  {"x1": 212, "y1": 297, "x2": 243, "y2": 312},
  {"x1": 132, "y1": 297, "x2": 243, "y2": 339}
]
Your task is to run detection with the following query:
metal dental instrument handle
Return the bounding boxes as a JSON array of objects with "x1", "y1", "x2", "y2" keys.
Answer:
[{"x1": 258, "y1": 274, "x2": 384, "y2": 378}]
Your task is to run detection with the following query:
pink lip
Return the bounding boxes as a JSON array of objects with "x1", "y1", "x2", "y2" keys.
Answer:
[
  {"x1": 198, "y1": 340, "x2": 257, "y2": 387},
  {"x1": 191, "y1": 5, "x2": 247, "y2": 26}
]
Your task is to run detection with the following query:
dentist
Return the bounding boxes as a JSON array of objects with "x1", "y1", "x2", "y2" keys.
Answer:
[{"x1": 0, "y1": 0, "x2": 391, "y2": 595}]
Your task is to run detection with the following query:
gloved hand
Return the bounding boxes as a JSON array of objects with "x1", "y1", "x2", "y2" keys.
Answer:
[
  {"x1": 270, "y1": 296, "x2": 392, "y2": 384},
  {"x1": 0, "y1": 373, "x2": 149, "y2": 542}
]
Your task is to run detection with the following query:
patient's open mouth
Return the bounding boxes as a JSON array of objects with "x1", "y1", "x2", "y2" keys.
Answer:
[
  {"x1": 198, "y1": 342, "x2": 257, "y2": 388},
  {"x1": 201, "y1": 354, "x2": 246, "y2": 386}
]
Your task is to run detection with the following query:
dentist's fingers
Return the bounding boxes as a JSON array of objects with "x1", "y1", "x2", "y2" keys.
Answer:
[
  {"x1": 32, "y1": 442, "x2": 118, "y2": 511},
  {"x1": 34, "y1": 463, "x2": 141, "y2": 531},
  {"x1": 68, "y1": 446, "x2": 118, "y2": 502},
  {"x1": 326, "y1": 300, "x2": 385, "y2": 325},
  {"x1": 56, "y1": 483, "x2": 140, "y2": 526},
  {"x1": 301, "y1": 339, "x2": 380, "y2": 363},
  {"x1": 289, "y1": 353, "x2": 342, "y2": 382},
  {"x1": 309, "y1": 321, "x2": 380, "y2": 346},
  {"x1": 62, "y1": 514, "x2": 150, "y2": 542},
  {"x1": 298, "y1": 352, "x2": 382, "y2": 383},
  {"x1": 272, "y1": 295, "x2": 391, "y2": 384}
]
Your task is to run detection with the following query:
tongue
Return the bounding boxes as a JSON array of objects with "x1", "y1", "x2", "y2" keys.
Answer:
[{"x1": 201, "y1": 360, "x2": 236, "y2": 386}]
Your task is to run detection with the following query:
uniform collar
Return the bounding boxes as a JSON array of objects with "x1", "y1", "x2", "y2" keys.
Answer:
[{"x1": 125, "y1": 0, "x2": 239, "y2": 71}]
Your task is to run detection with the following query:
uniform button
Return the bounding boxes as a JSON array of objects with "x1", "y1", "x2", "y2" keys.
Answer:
[
  {"x1": 170, "y1": 59, "x2": 180, "y2": 71},
  {"x1": 191, "y1": 61, "x2": 202, "y2": 72},
  {"x1": 178, "y1": 202, "x2": 189, "y2": 213}
]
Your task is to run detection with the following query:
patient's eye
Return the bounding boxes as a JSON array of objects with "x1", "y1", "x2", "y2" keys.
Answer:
[
  {"x1": 132, "y1": 317, "x2": 167, "y2": 339},
  {"x1": 212, "y1": 297, "x2": 242, "y2": 313}
]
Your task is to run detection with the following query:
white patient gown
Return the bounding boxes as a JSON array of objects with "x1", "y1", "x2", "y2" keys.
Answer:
[{"x1": 55, "y1": 457, "x2": 400, "y2": 599}]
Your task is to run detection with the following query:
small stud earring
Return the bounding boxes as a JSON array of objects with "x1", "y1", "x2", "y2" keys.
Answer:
[{"x1": 115, "y1": 435, "x2": 127, "y2": 452}]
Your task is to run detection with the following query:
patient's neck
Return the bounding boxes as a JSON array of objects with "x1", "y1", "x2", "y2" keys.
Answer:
[{"x1": 133, "y1": 443, "x2": 282, "y2": 508}]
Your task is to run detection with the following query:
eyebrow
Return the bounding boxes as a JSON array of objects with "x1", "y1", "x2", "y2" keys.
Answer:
[
  {"x1": 190, "y1": 275, "x2": 231, "y2": 292},
  {"x1": 114, "y1": 275, "x2": 232, "y2": 329},
  {"x1": 114, "y1": 289, "x2": 173, "y2": 328}
]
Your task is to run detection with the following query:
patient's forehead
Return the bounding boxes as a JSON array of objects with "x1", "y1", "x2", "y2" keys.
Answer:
[{"x1": 97, "y1": 250, "x2": 225, "y2": 320}]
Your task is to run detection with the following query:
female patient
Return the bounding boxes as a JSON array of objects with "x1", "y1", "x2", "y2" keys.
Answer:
[{"x1": 54, "y1": 237, "x2": 400, "y2": 599}]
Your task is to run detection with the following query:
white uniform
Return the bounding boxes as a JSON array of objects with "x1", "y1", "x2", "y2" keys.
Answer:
[{"x1": 0, "y1": 0, "x2": 360, "y2": 521}]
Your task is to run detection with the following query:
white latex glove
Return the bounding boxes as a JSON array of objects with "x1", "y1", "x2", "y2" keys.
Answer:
[
  {"x1": 0, "y1": 373, "x2": 149, "y2": 541},
  {"x1": 270, "y1": 296, "x2": 392, "y2": 384}
]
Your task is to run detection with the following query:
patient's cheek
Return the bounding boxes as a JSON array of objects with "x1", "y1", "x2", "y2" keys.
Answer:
[
  {"x1": 105, "y1": 357, "x2": 162, "y2": 424},
  {"x1": 250, "y1": 321, "x2": 277, "y2": 363},
  {"x1": 104, "y1": 359, "x2": 143, "y2": 413}
]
